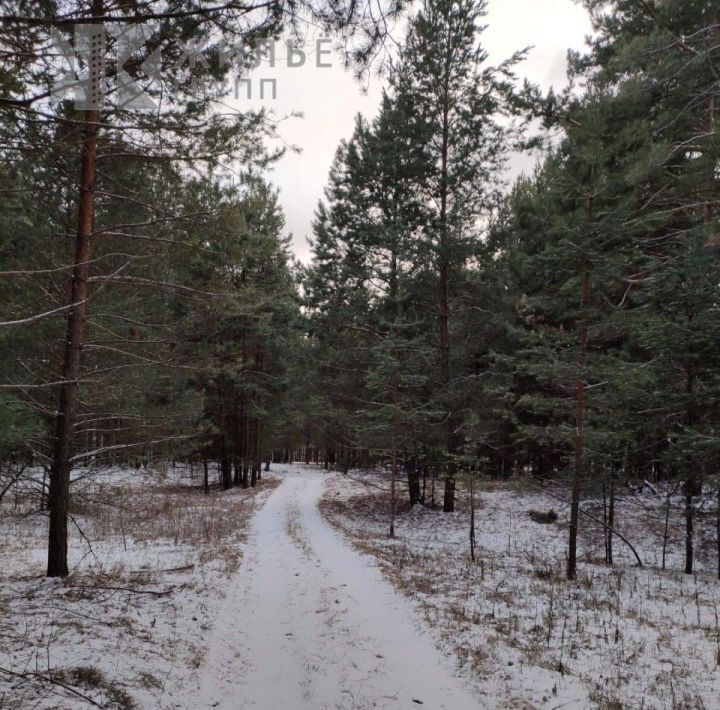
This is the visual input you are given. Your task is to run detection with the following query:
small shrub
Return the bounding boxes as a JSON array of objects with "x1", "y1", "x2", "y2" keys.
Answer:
[
  {"x1": 69, "y1": 665, "x2": 105, "y2": 688},
  {"x1": 528, "y1": 509, "x2": 558, "y2": 524},
  {"x1": 532, "y1": 558, "x2": 561, "y2": 582}
]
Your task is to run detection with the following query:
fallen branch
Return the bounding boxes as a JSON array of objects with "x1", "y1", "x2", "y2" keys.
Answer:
[
  {"x1": 127, "y1": 564, "x2": 195, "y2": 575},
  {"x1": 73, "y1": 583, "x2": 185, "y2": 597},
  {"x1": 529, "y1": 481, "x2": 644, "y2": 568},
  {"x1": 0, "y1": 666, "x2": 102, "y2": 707}
]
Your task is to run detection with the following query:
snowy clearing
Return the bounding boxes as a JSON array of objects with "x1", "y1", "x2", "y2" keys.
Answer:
[
  {"x1": 320, "y1": 469, "x2": 720, "y2": 709},
  {"x1": 2, "y1": 463, "x2": 480, "y2": 709},
  {"x1": 4, "y1": 462, "x2": 720, "y2": 709},
  {"x1": 0, "y1": 463, "x2": 279, "y2": 709}
]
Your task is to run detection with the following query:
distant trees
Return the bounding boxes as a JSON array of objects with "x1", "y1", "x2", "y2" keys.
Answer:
[
  {"x1": 303, "y1": 0, "x2": 528, "y2": 512},
  {"x1": 301, "y1": 0, "x2": 720, "y2": 579},
  {"x1": 0, "y1": 0, "x2": 406, "y2": 576},
  {"x1": 179, "y1": 178, "x2": 299, "y2": 490}
]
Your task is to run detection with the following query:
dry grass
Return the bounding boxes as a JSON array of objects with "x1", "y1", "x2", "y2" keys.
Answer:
[
  {"x1": 0, "y1": 464, "x2": 280, "y2": 709},
  {"x1": 320, "y1": 471, "x2": 720, "y2": 710},
  {"x1": 72, "y1": 476, "x2": 281, "y2": 550}
]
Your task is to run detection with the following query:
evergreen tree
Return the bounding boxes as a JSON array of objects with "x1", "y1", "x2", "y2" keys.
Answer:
[
  {"x1": 391, "y1": 0, "x2": 527, "y2": 511},
  {"x1": 574, "y1": 0, "x2": 720, "y2": 574},
  {"x1": 0, "y1": 0, "x2": 406, "y2": 577}
]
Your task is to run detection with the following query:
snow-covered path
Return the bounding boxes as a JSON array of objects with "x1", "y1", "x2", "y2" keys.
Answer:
[{"x1": 193, "y1": 464, "x2": 480, "y2": 710}]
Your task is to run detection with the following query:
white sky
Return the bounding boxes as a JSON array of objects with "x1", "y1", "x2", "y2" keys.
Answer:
[{"x1": 231, "y1": 0, "x2": 593, "y2": 262}]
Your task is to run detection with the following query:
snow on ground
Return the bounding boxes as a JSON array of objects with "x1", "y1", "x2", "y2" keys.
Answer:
[
  {"x1": 320, "y1": 470, "x2": 720, "y2": 710},
  {"x1": 4, "y1": 462, "x2": 719, "y2": 709},
  {"x1": 191, "y1": 464, "x2": 479, "y2": 710},
  {"x1": 0, "y1": 462, "x2": 279, "y2": 709},
  {"x1": 1, "y1": 462, "x2": 483, "y2": 710}
]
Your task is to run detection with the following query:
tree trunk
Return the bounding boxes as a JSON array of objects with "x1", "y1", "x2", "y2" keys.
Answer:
[
  {"x1": 46, "y1": 22, "x2": 102, "y2": 576},
  {"x1": 422, "y1": 461, "x2": 427, "y2": 503},
  {"x1": 567, "y1": 265, "x2": 590, "y2": 581},
  {"x1": 430, "y1": 467, "x2": 435, "y2": 508},
  {"x1": 406, "y1": 455, "x2": 420, "y2": 506},
  {"x1": 469, "y1": 475, "x2": 476, "y2": 562},
  {"x1": 685, "y1": 488, "x2": 694, "y2": 574},
  {"x1": 217, "y1": 376, "x2": 232, "y2": 490},
  {"x1": 234, "y1": 391, "x2": 245, "y2": 487},
  {"x1": 220, "y1": 445, "x2": 232, "y2": 491},
  {"x1": 40, "y1": 467, "x2": 47, "y2": 511},
  {"x1": 607, "y1": 479, "x2": 614, "y2": 566},
  {"x1": 390, "y1": 443, "x2": 397, "y2": 538},
  {"x1": 250, "y1": 420, "x2": 259, "y2": 487},
  {"x1": 602, "y1": 480, "x2": 608, "y2": 563},
  {"x1": 684, "y1": 356, "x2": 697, "y2": 574},
  {"x1": 437, "y1": 41, "x2": 456, "y2": 514},
  {"x1": 439, "y1": 258, "x2": 456, "y2": 513},
  {"x1": 662, "y1": 484, "x2": 672, "y2": 571},
  {"x1": 242, "y1": 458, "x2": 250, "y2": 489}
]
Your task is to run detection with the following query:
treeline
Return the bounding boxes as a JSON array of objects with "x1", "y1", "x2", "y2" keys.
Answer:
[
  {"x1": 298, "y1": 0, "x2": 720, "y2": 578},
  {"x1": 0, "y1": 0, "x2": 404, "y2": 576},
  {"x1": 2, "y1": 0, "x2": 719, "y2": 584}
]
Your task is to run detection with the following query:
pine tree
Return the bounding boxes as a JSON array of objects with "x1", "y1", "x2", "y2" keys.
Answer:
[
  {"x1": 493, "y1": 88, "x2": 651, "y2": 578},
  {"x1": 391, "y1": 0, "x2": 528, "y2": 511},
  {"x1": 573, "y1": 0, "x2": 720, "y2": 574},
  {"x1": 1, "y1": 0, "x2": 406, "y2": 577}
]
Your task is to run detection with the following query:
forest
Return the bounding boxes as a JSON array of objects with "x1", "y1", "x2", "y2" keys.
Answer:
[{"x1": 2, "y1": 0, "x2": 720, "y2": 708}]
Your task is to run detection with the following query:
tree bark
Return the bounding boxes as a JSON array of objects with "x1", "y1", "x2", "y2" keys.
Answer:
[
  {"x1": 250, "y1": 419, "x2": 259, "y2": 487},
  {"x1": 47, "y1": 12, "x2": 102, "y2": 575},
  {"x1": 602, "y1": 480, "x2": 608, "y2": 563},
  {"x1": 406, "y1": 455, "x2": 420, "y2": 506},
  {"x1": 390, "y1": 442, "x2": 397, "y2": 538},
  {"x1": 684, "y1": 357, "x2": 697, "y2": 574},
  {"x1": 469, "y1": 475, "x2": 476, "y2": 562},
  {"x1": 685, "y1": 489, "x2": 694, "y2": 575},
  {"x1": 440, "y1": 259, "x2": 456, "y2": 513},
  {"x1": 437, "y1": 38, "x2": 457, "y2": 513},
  {"x1": 233, "y1": 392, "x2": 242, "y2": 487},
  {"x1": 567, "y1": 265, "x2": 590, "y2": 581},
  {"x1": 662, "y1": 484, "x2": 672, "y2": 571},
  {"x1": 607, "y1": 479, "x2": 614, "y2": 566}
]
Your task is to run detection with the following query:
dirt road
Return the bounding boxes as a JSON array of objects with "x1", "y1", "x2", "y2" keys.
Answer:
[{"x1": 194, "y1": 465, "x2": 479, "y2": 709}]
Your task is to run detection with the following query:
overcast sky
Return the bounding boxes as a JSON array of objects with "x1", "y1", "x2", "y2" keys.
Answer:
[{"x1": 231, "y1": 0, "x2": 593, "y2": 262}]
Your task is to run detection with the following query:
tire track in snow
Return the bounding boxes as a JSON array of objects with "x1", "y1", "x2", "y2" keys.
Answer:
[{"x1": 192, "y1": 465, "x2": 481, "y2": 709}]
